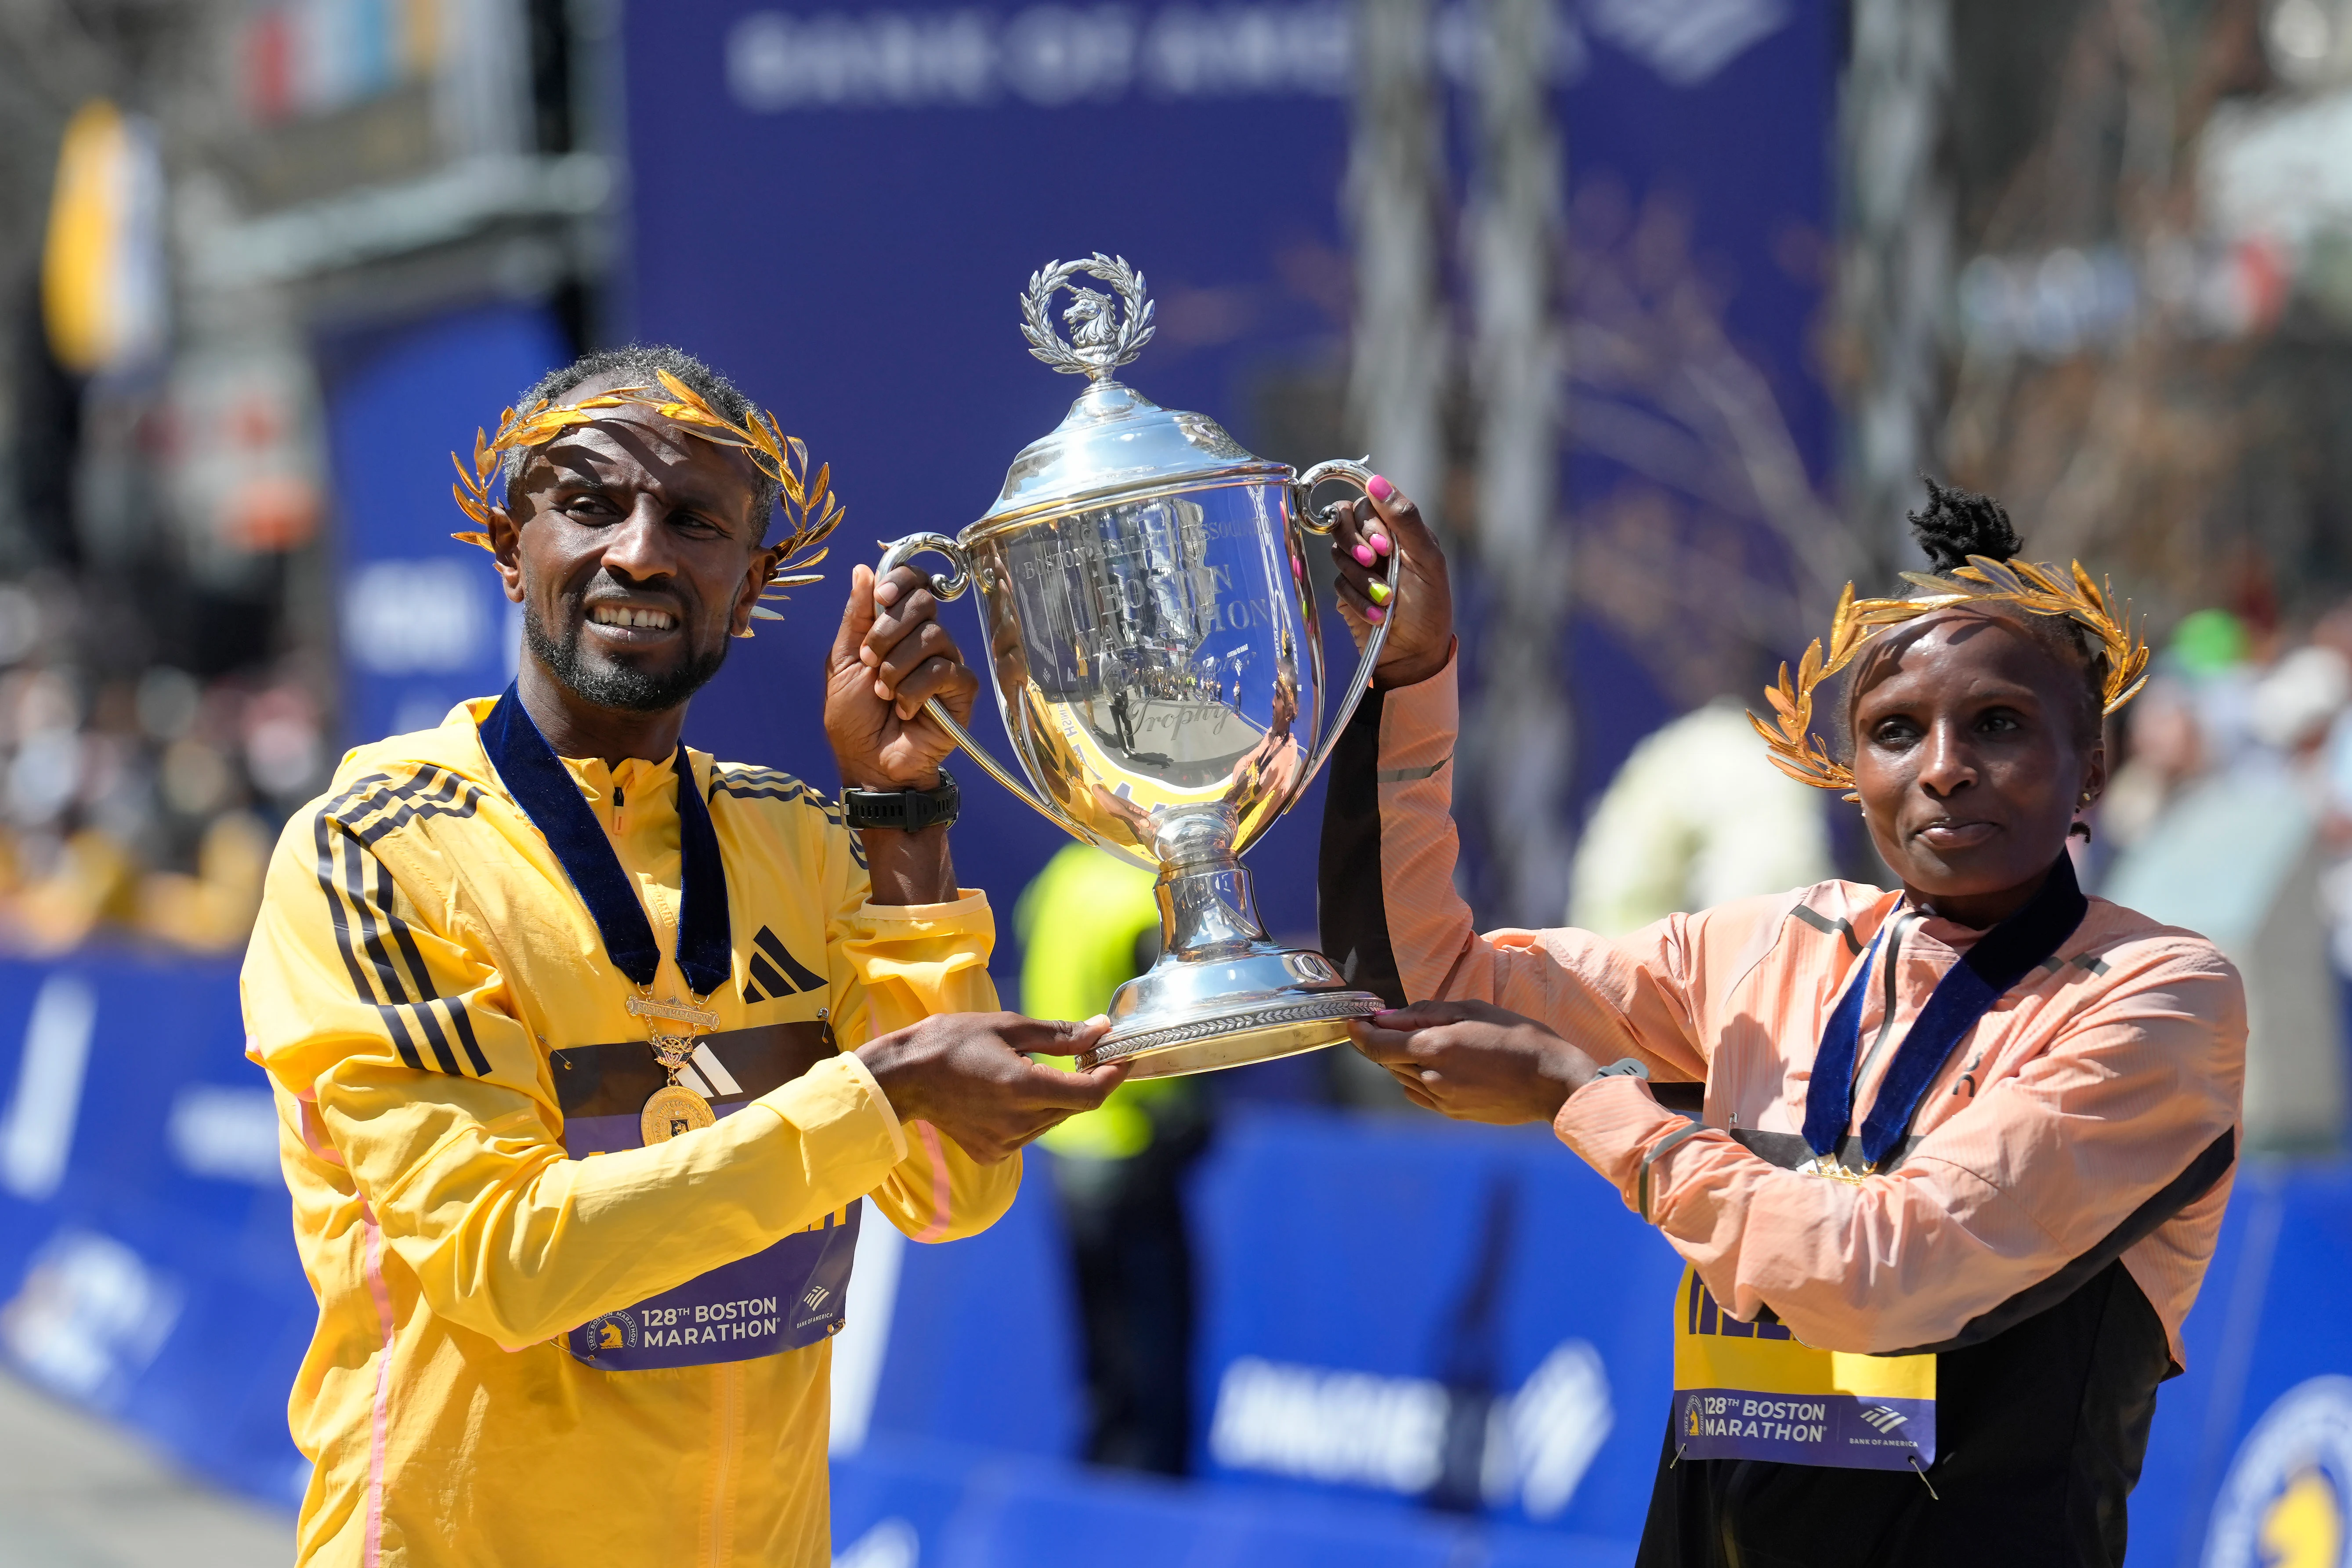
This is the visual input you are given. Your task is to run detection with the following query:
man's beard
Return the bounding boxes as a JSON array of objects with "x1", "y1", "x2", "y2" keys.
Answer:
[{"x1": 525, "y1": 600, "x2": 731, "y2": 714}]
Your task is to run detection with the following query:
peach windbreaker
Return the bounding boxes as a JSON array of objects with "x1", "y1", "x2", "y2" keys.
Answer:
[
  {"x1": 242, "y1": 701, "x2": 1014, "y2": 1568},
  {"x1": 1355, "y1": 659, "x2": 2246, "y2": 1366}
]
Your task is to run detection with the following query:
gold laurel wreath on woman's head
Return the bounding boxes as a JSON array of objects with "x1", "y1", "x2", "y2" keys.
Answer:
[
  {"x1": 449, "y1": 369, "x2": 842, "y2": 634},
  {"x1": 1750, "y1": 555, "x2": 2154, "y2": 797}
]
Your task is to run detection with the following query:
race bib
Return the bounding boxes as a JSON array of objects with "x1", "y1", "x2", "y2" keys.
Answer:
[
  {"x1": 1672, "y1": 1265, "x2": 1935, "y2": 1470},
  {"x1": 553, "y1": 1021, "x2": 860, "y2": 1372}
]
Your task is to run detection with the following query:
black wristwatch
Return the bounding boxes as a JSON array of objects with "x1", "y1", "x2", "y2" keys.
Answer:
[{"x1": 841, "y1": 767, "x2": 960, "y2": 833}]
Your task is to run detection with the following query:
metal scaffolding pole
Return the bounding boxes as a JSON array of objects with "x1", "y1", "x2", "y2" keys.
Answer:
[
  {"x1": 1346, "y1": 0, "x2": 1448, "y2": 536},
  {"x1": 1463, "y1": 0, "x2": 1572, "y2": 926},
  {"x1": 1839, "y1": 0, "x2": 1952, "y2": 568}
]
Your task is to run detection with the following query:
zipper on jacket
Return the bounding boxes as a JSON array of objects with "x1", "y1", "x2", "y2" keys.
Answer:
[{"x1": 707, "y1": 1362, "x2": 741, "y2": 1568}]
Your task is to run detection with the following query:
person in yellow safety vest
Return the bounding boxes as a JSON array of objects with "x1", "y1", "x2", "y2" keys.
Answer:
[
  {"x1": 1017, "y1": 841, "x2": 1208, "y2": 1474},
  {"x1": 241, "y1": 346, "x2": 1125, "y2": 1568}
]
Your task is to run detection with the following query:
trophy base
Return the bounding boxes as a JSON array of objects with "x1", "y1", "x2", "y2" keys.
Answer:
[{"x1": 1078, "y1": 943, "x2": 1384, "y2": 1080}]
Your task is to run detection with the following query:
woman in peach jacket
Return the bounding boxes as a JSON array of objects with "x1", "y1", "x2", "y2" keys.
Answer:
[{"x1": 1315, "y1": 478, "x2": 2244, "y2": 1568}]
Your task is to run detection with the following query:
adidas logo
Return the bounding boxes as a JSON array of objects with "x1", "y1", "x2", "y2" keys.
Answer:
[
  {"x1": 801, "y1": 1285, "x2": 830, "y2": 1313},
  {"x1": 743, "y1": 926, "x2": 825, "y2": 1004},
  {"x1": 1859, "y1": 1405, "x2": 1909, "y2": 1433}
]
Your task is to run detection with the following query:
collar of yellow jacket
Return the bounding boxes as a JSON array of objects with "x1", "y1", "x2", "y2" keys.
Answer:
[{"x1": 410, "y1": 695, "x2": 710, "y2": 810}]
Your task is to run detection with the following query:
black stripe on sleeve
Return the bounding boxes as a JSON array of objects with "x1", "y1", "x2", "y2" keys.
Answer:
[
  {"x1": 312, "y1": 810, "x2": 424, "y2": 1071},
  {"x1": 349, "y1": 764, "x2": 484, "y2": 845},
  {"x1": 711, "y1": 768, "x2": 869, "y2": 870},
  {"x1": 1316, "y1": 685, "x2": 1407, "y2": 1008},
  {"x1": 441, "y1": 996, "x2": 490, "y2": 1077},
  {"x1": 362, "y1": 849, "x2": 465, "y2": 1077},
  {"x1": 711, "y1": 766, "x2": 817, "y2": 805},
  {"x1": 309, "y1": 765, "x2": 496, "y2": 1077},
  {"x1": 1886, "y1": 1127, "x2": 2236, "y2": 1355},
  {"x1": 337, "y1": 829, "x2": 450, "y2": 1073},
  {"x1": 1788, "y1": 903, "x2": 1863, "y2": 954}
]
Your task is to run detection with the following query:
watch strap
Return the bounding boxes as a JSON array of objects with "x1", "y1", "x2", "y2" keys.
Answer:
[{"x1": 840, "y1": 767, "x2": 960, "y2": 832}]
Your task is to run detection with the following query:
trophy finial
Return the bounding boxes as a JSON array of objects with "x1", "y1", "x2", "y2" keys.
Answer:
[{"x1": 1021, "y1": 253, "x2": 1156, "y2": 380}]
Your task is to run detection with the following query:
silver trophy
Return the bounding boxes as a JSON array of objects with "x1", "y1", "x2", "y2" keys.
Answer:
[{"x1": 878, "y1": 254, "x2": 1401, "y2": 1078}]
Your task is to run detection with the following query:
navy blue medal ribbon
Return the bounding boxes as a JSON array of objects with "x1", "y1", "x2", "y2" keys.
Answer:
[
  {"x1": 481, "y1": 685, "x2": 732, "y2": 999},
  {"x1": 1803, "y1": 852, "x2": 2087, "y2": 1170}
]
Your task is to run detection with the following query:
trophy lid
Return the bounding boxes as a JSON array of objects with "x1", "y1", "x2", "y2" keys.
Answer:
[{"x1": 974, "y1": 255, "x2": 1288, "y2": 535}]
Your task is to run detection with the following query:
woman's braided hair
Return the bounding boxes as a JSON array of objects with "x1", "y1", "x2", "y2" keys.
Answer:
[
  {"x1": 1907, "y1": 475, "x2": 2023, "y2": 572},
  {"x1": 1871, "y1": 476, "x2": 2109, "y2": 745}
]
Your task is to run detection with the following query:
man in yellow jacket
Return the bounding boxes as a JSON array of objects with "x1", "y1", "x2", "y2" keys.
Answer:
[{"x1": 242, "y1": 345, "x2": 1124, "y2": 1568}]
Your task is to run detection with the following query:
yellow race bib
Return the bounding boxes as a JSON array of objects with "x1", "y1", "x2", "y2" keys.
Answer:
[{"x1": 1672, "y1": 1266, "x2": 1936, "y2": 1470}]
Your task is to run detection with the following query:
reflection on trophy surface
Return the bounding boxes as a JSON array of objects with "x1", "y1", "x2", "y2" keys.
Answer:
[{"x1": 878, "y1": 253, "x2": 1401, "y2": 1077}]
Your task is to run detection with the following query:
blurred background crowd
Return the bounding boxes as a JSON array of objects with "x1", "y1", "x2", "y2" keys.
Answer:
[{"x1": 3, "y1": 0, "x2": 2352, "y2": 1564}]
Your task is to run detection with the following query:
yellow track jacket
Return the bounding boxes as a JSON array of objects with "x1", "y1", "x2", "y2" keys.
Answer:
[{"x1": 242, "y1": 699, "x2": 1014, "y2": 1568}]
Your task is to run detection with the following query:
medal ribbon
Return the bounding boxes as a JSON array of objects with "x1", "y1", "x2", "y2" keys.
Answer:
[
  {"x1": 481, "y1": 685, "x2": 732, "y2": 999},
  {"x1": 1802, "y1": 852, "x2": 2086, "y2": 1170}
]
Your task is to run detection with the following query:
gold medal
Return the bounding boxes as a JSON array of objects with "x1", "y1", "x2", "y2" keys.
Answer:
[
  {"x1": 631, "y1": 991, "x2": 724, "y2": 1146},
  {"x1": 641, "y1": 1081, "x2": 716, "y2": 1145}
]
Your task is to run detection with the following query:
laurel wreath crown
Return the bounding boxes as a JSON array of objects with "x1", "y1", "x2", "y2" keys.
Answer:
[
  {"x1": 1750, "y1": 555, "x2": 2154, "y2": 796},
  {"x1": 449, "y1": 369, "x2": 841, "y2": 632}
]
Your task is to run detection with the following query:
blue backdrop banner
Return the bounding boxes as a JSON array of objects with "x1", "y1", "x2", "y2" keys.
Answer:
[
  {"x1": 317, "y1": 303, "x2": 566, "y2": 750},
  {"x1": 616, "y1": 0, "x2": 1841, "y2": 983},
  {"x1": 0, "y1": 959, "x2": 2341, "y2": 1563}
]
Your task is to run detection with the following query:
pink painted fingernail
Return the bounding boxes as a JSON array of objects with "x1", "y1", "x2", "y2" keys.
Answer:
[
  {"x1": 1353, "y1": 544, "x2": 1376, "y2": 567},
  {"x1": 1291, "y1": 554, "x2": 1303, "y2": 580},
  {"x1": 1368, "y1": 474, "x2": 1394, "y2": 500},
  {"x1": 1365, "y1": 605, "x2": 1386, "y2": 624},
  {"x1": 1370, "y1": 533, "x2": 1392, "y2": 556}
]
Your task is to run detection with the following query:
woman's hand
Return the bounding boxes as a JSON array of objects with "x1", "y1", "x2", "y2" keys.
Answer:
[
  {"x1": 1325, "y1": 478, "x2": 1455, "y2": 689},
  {"x1": 1349, "y1": 999, "x2": 1599, "y2": 1124}
]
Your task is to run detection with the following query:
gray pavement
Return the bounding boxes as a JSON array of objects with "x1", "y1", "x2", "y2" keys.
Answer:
[{"x1": 0, "y1": 1369, "x2": 291, "y2": 1568}]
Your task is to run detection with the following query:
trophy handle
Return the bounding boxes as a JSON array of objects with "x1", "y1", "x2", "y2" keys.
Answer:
[
  {"x1": 873, "y1": 532, "x2": 1103, "y2": 846},
  {"x1": 1295, "y1": 457, "x2": 1376, "y2": 535},
  {"x1": 1288, "y1": 460, "x2": 1402, "y2": 811}
]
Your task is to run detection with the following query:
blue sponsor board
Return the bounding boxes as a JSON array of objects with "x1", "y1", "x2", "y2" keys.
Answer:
[
  {"x1": 0, "y1": 953, "x2": 2338, "y2": 1567},
  {"x1": 0, "y1": 953, "x2": 1082, "y2": 1508},
  {"x1": 316, "y1": 304, "x2": 560, "y2": 750},
  {"x1": 1175, "y1": 1109, "x2": 2352, "y2": 1565}
]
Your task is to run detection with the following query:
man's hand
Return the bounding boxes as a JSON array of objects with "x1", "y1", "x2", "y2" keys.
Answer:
[
  {"x1": 826, "y1": 563, "x2": 980, "y2": 791},
  {"x1": 857, "y1": 1013, "x2": 1130, "y2": 1163},
  {"x1": 1326, "y1": 478, "x2": 1455, "y2": 690},
  {"x1": 1348, "y1": 999, "x2": 1599, "y2": 1124}
]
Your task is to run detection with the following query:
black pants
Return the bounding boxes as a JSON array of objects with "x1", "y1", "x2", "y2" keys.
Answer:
[{"x1": 1636, "y1": 1262, "x2": 2171, "y2": 1568}]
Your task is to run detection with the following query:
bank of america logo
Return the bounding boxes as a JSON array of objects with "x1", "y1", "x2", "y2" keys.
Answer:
[
  {"x1": 1860, "y1": 1405, "x2": 1909, "y2": 1433},
  {"x1": 801, "y1": 1285, "x2": 830, "y2": 1313}
]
